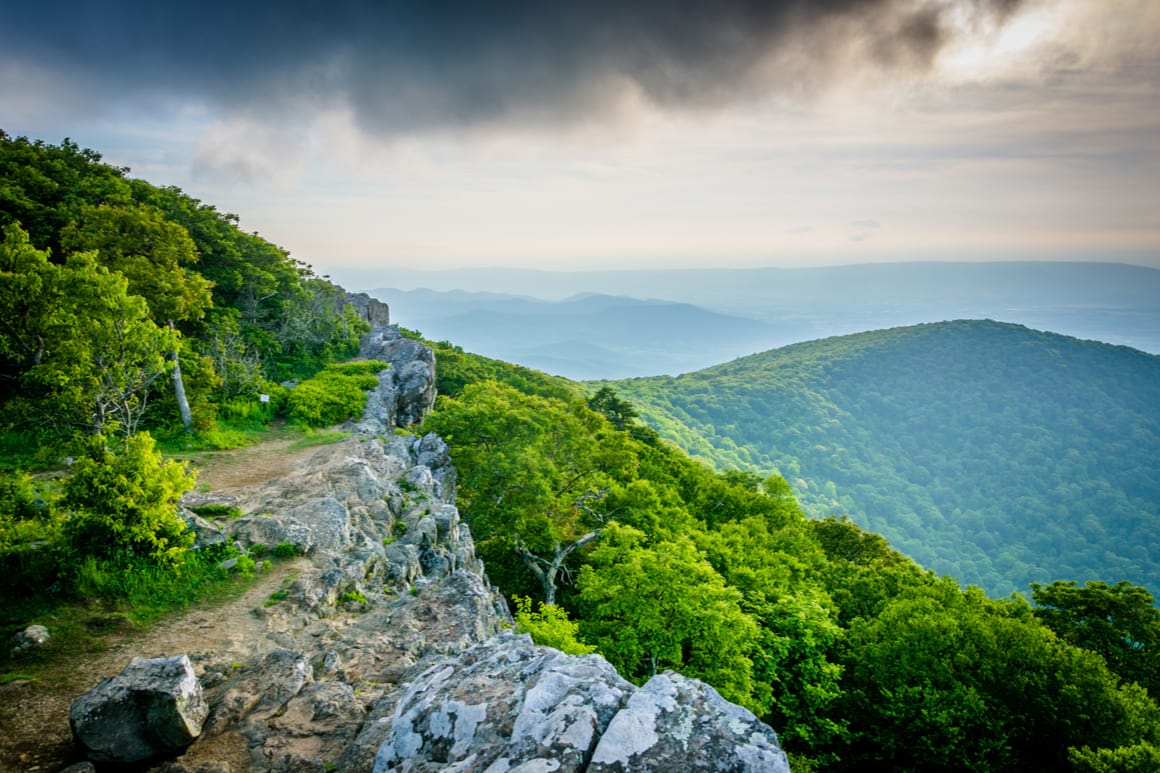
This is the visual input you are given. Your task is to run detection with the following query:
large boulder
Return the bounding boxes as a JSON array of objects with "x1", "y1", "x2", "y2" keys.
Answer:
[
  {"x1": 589, "y1": 671, "x2": 790, "y2": 773},
  {"x1": 344, "y1": 632, "x2": 791, "y2": 773},
  {"x1": 70, "y1": 654, "x2": 208, "y2": 764}
]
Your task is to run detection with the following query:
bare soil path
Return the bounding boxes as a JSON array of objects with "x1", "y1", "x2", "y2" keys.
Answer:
[{"x1": 0, "y1": 436, "x2": 324, "y2": 772}]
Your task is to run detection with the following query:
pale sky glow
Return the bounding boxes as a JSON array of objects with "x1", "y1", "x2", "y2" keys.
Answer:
[{"x1": 1, "y1": 0, "x2": 1157, "y2": 274}]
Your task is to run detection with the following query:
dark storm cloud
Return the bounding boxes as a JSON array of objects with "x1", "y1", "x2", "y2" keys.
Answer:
[{"x1": 0, "y1": 0, "x2": 1026, "y2": 134}]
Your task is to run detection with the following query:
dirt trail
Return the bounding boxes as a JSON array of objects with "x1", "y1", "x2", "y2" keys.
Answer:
[
  {"x1": 0, "y1": 438, "x2": 324, "y2": 771},
  {"x1": 185, "y1": 435, "x2": 324, "y2": 494}
]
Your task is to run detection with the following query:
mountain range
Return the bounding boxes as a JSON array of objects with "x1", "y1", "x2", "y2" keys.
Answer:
[{"x1": 359, "y1": 261, "x2": 1160, "y2": 379}]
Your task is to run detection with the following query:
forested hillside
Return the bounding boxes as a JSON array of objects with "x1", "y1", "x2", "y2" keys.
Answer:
[
  {"x1": 0, "y1": 133, "x2": 374, "y2": 633},
  {"x1": 420, "y1": 340, "x2": 1160, "y2": 772},
  {"x1": 607, "y1": 321, "x2": 1160, "y2": 596},
  {"x1": 0, "y1": 131, "x2": 367, "y2": 448}
]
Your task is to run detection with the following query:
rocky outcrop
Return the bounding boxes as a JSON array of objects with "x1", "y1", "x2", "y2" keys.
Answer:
[
  {"x1": 348, "y1": 325, "x2": 437, "y2": 433},
  {"x1": 588, "y1": 671, "x2": 789, "y2": 772},
  {"x1": 346, "y1": 292, "x2": 391, "y2": 329},
  {"x1": 70, "y1": 655, "x2": 208, "y2": 764},
  {"x1": 344, "y1": 631, "x2": 788, "y2": 773},
  {"x1": 70, "y1": 321, "x2": 790, "y2": 771}
]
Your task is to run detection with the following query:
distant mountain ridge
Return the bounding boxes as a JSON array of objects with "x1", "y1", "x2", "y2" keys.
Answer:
[
  {"x1": 349, "y1": 263, "x2": 1160, "y2": 376},
  {"x1": 368, "y1": 288, "x2": 783, "y2": 379},
  {"x1": 609, "y1": 320, "x2": 1160, "y2": 597}
]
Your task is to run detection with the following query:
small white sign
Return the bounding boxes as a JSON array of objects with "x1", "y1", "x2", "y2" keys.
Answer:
[{"x1": 259, "y1": 394, "x2": 270, "y2": 403}]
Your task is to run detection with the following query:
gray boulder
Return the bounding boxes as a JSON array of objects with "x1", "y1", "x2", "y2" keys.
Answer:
[
  {"x1": 10, "y1": 623, "x2": 49, "y2": 656},
  {"x1": 589, "y1": 671, "x2": 790, "y2": 772},
  {"x1": 357, "y1": 631, "x2": 631, "y2": 773},
  {"x1": 353, "y1": 631, "x2": 790, "y2": 773},
  {"x1": 70, "y1": 654, "x2": 208, "y2": 764}
]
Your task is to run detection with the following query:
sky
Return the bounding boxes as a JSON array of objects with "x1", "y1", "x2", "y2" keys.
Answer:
[{"x1": 1, "y1": 0, "x2": 1158, "y2": 275}]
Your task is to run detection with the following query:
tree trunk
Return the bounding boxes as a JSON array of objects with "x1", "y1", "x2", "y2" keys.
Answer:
[
  {"x1": 518, "y1": 527, "x2": 606, "y2": 605},
  {"x1": 170, "y1": 322, "x2": 193, "y2": 431}
]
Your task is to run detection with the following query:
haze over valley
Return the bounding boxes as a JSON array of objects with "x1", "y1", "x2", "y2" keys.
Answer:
[{"x1": 359, "y1": 261, "x2": 1160, "y2": 379}]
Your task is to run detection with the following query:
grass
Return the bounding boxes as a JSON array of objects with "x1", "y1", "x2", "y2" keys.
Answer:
[
  {"x1": 288, "y1": 430, "x2": 350, "y2": 450},
  {"x1": 0, "y1": 546, "x2": 264, "y2": 683}
]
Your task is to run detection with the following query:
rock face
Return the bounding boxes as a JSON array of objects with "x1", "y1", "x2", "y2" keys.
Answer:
[
  {"x1": 346, "y1": 292, "x2": 391, "y2": 328},
  {"x1": 349, "y1": 325, "x2": 437, "y2": 433},
  {"x1": 347, "y1": 632, "x2": 788, "y2": 773},
  {"x1": 588, "y1": 672, "x2": 790, "y2": 773},
  {"x1": 72, "y1": 321, "x2": 791, "y2": 771},
  {"x1": 70, "y1": 654, "x2": 208, "y2": 763}
]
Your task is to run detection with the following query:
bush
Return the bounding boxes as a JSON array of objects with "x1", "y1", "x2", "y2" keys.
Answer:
[
  {"x1": 272, "y1": 541, "x2": 300, "y2": 558},
  {"x1": 62, "y1": 433, "x2": 196, "y2": 567},
  {"x1": 512, "y1": 595, "x2": 595, "y2": 655},
  {"x1": 287, "y1": 360, "x2": 390, "y2": 428},
  {"x1": 0, "y1": 472, "x2": 43, "y2": 521},
  {"x1": 190, "y1": 504, "x2": 243, "y2": 521}
]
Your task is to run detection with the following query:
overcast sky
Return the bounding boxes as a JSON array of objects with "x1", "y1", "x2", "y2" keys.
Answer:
[{"x1": 2, "y1": 0, "x2": 1157, "y2": 274}]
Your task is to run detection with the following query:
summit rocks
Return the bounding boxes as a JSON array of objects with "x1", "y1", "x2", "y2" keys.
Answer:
[{"x1": 67, "y1": 321, "x2": 790, "y2": 771}]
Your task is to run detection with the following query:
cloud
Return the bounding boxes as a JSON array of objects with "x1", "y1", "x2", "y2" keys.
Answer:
[
  {"x1": 851, "y1": 219, "x2": 882, "y2": 229},
  {"x1": 0, "y1": 0, "x2": 1030, "y2": 138},
  {"x1": 192, "y1": 120, "x2": 309, "y2": 186}
]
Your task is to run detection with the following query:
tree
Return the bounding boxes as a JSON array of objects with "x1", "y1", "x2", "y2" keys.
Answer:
[
  {"x1": 577, "y1": 524, "x2": 760, "y2": 709},
  {"x1": 423, "y1": 381, "x2": 636, "y2": 604},
  {"x1": 1032, "y1": 580, "x2": 1160, "y2": 696},
  {"x1": 588, "y1": 385, "x2": 638, "y2": 430},
  {"x1": 62, "y1": 203, "x2": 212, "y2": 430},
  {"x1": 1, "y1": 225, "x2": 176, "y2": 437},
  {"x1": 837, "y1": 580, "x2": 1159, "y2": 771}
]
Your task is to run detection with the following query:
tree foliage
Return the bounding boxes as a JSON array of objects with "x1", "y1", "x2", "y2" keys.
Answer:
[
  {"x1": 0, "y1": 132, "x2": 370, "y2": 442},
  {"x1": 1032, "y1": 580, "x2": 1160, "y2": 697}
]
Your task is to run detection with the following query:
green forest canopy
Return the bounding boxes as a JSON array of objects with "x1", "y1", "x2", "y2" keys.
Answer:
[
  {"x1": 421, "y1": 340, "x2": 1160, "y2": 772},
  {"x1": 605, "y1": 320, "x2": 1160, "y2": 598},
  {"x1": 0, "y1": 131, "x2": 368, "y2": 448}
]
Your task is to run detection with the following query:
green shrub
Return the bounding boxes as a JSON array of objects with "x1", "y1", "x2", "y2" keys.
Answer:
[
  {"x1": 512, "y1": 595, "x2": 595, "y2": 655},
  {"x1": 0, "y1": 472, "x2": 43, "y2": 521},
  {"x1": 190, "y1": 504, "x2": 243, "y2": 521},
  {"x1": 62, "y1": 433, "x2": 196, "y2": 567},
  {"x1": 272, "y1": 541, "x2": 300, "y2": 559},
  {"x1": 234, "y1": 554, "x2": 256, "y2": 577},
  {"x1": 286, "y1": 360, "x2": 390, "y2": 429},
  {"x1": 339, "y1": 590, "x2": 367, "y2": 605}
]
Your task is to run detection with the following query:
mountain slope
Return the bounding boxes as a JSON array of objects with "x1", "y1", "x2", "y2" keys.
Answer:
[{"x1": 609, "y1": 320, "x2": 1160, "y2": 596}]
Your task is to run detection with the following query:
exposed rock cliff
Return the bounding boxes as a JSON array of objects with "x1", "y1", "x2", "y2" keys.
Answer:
[{"x1": 77, "y1": 320, "x2": 789, "y2": 772}]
